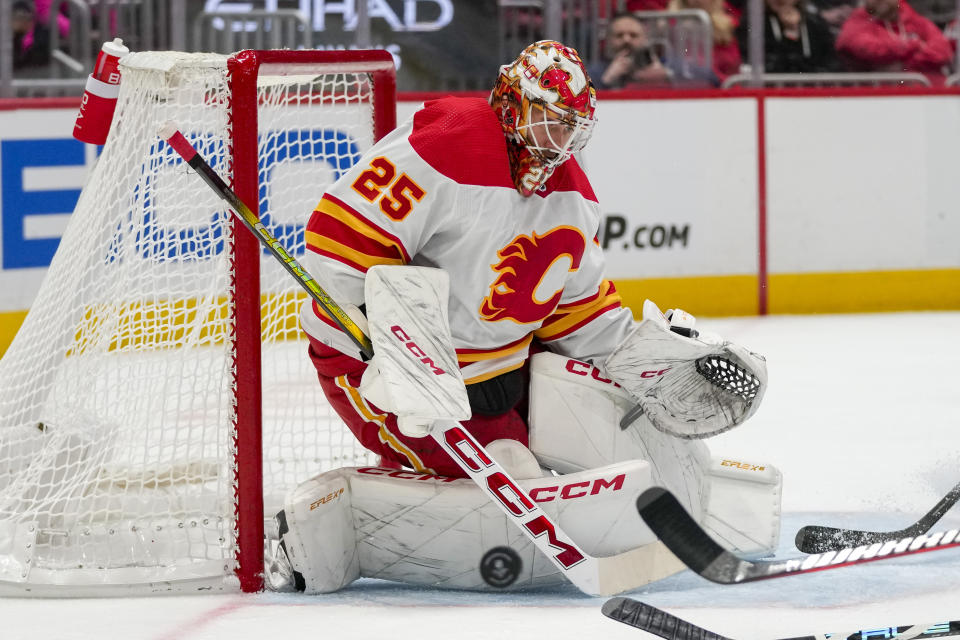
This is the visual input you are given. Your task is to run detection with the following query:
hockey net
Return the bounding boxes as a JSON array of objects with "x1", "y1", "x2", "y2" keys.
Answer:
[{"x1": 0, "y1": 50, "x2": 395, "y2": 594}]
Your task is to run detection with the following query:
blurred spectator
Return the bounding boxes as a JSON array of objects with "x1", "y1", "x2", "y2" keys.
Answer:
[
  {"x1": 627, "y1": 0, "x2": 671, "y2": 11},
  {"x1": 667, "y1": 0, "x2": 743, "y2": 83},
  {"x1": 11, "y1": 0, "x2": 51, "y2": 69},
  {"x1": 738, "y1": 0, "x2": 838, "y2": 72},
  {"x1": 944, "y1": 17, "x2": 960, "y2": 56},
  {"x1": 810, "y1": 0, "x2": 858, "y2": 37},
  {"x1": 907, "y1": 0, "x2": 956, "y2": 27},
  {"x1": 724, "y1": 0, "x2": 747, "y2": 22},
  {"x1": 938, "y1": 14, "x2": 960, "y2": 75},
  {"x1": 627, "y1": 0, "x2": 746, "y2": 23},
  {"x1": 35, "y1": 0, "x2": 70, "y2": 41},
  {"x1": 589, "y1": 12, "x2": 673, "y2": 88},
  {"x1": 836, "y1": 0, "x2": 953, "y2": 83}
]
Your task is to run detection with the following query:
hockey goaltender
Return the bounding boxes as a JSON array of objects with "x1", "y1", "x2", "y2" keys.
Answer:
[{"x1": 268, "y1": 40, "x2": 781, "y2": 593}]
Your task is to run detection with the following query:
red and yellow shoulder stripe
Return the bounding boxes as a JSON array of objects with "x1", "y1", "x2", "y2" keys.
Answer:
[
  {"x1": 535, "y1": 280, "x2": 622, "y2": 342},
  {"x1": 305, "y1": 193, "x2": 410, "y2": 273}
]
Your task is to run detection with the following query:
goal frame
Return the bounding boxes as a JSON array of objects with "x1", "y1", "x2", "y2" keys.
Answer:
[{"x1": 227, "y1": 49, "x2": 396, "y2": 593}]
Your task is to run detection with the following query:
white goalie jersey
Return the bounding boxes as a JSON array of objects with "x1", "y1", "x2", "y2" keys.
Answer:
[{"x1": 299, "y1": 96, "x2": 636, "y2": 383}]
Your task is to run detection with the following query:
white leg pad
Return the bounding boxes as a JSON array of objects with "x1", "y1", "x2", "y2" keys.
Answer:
[
  {"x1": 279, "y1": 460, "x2": 669, "y2": 593},
  {"x1": 701, "y1": 456, "x2": 783, "y2": 557}
]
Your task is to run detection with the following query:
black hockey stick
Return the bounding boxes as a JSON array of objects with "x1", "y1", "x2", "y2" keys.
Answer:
[
  {"x1": 602, "y1": 597, "x2": 960, "y2": 640},
  {"x1": 636, "y1": 487, "x2": 960, "y2": 584},
  {"x1": 795, "y1": 480, "x2": 960, "y2": 554}
]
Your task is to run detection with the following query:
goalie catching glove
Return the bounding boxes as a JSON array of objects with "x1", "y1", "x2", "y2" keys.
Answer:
[{"x1": 603, "y1": 300, "x2": 767, "y2": 439}]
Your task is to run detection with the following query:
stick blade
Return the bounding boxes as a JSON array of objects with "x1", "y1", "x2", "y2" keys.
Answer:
[
  {"x1": 795, "y1": 511, "x2": 949, "y2": 552},
  {"x1": 795, "y1": 525, "x2": 880, "y2": 554},
  {"x1": 602, "y1": 597, "x2": 732, "y2": 640},
  {"x1": 795, "y1": 479, "x2": 960, "y2": 553},
  {"x1": 636, "y1": 487, "x2": 727, "y2": 576}
]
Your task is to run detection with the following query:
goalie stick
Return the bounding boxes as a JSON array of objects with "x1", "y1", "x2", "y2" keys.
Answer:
[
  {"x1": 795, "y1": 480, "x2": 960, "y2": 554},
  {"x1": 601, "y1": 597, "x2": 960, "y2": 640},
  {"x1": 160, "y1": 123, "x2": 684, "y2": 597},
  {"x1": 637, "y1": 487, "x2": 960, "y2": 584}
]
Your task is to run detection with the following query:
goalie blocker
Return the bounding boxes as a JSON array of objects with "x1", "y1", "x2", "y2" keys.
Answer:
[{"x1": 272, "y1": 266, "x2": 782, "y2": 593}]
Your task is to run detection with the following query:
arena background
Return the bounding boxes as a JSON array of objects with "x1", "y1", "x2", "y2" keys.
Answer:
[{"x1": 1, "y1": 88, "x2": 959, "y2": 358}]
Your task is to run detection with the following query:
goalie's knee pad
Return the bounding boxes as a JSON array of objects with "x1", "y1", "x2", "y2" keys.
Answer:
[
  {"x1": 527, "y1": 351, "x2": 634, "y2": 472},
  {"x1": 485, "y1": 438, "x2": 544, "y2": 479},
  {"x1": 527, "y1": 351, "x2": 711, "y2": 522},
  {"x1": 273, "y1": 460, "x2": 664, "y2": 593}
]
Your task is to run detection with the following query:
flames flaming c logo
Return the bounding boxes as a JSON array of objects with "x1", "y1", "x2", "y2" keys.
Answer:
[{"x1": 480, "y1": 227, "x2": 586, "y2": 324}]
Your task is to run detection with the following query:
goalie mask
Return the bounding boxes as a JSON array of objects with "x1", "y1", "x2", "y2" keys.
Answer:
[{"x1": 490, "y1": 40, "x2": 598, "y2": 197}]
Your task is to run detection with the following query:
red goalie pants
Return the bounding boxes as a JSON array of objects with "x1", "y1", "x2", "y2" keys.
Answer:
[{"x1": 307, "y1": 338, "x2": 529, "y2": 478}]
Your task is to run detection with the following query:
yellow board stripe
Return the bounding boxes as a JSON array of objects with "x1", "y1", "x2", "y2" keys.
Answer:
[
  {"x1": 0, "y1": 310, "x2": 27, "y2": 357},
  {"x1": 17, "y1": 291, "x2": 314, "y2": 358},
  {"x1": 614, "y1": 275, "x2": 759, "y2": 318},
  {"x1": 614, "y1": 269, "x2": 960, "y2": 317},
  {"x1": 59, "y1": 292, "x2": 308, "y2": 357},
  {"x1": 768, "y1": 269, "x2": 960, "y2": 314}
]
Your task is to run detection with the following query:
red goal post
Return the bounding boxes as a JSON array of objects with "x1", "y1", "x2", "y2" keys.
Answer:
[{"x1": 229, "y1": 49, "x2": 396, "y2": 593}]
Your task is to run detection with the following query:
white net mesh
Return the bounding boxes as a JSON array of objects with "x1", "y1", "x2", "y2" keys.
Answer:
[{"x1": 0, "y1": 52, "x2": 381, "y2": 593}]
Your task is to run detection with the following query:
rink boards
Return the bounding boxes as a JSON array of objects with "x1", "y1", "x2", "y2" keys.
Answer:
[{"x1": 1, "y1": 91, "x2": 959, "y2": 355}]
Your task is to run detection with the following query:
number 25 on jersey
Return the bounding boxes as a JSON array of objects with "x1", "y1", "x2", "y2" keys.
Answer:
[{"x1": 351, "y1": 157, "x2": 426, "y2": 221}]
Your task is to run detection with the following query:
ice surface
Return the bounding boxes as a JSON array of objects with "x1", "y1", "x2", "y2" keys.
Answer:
[{"x1": 1, "y1": 311, "x2": 958, "y2": 640}]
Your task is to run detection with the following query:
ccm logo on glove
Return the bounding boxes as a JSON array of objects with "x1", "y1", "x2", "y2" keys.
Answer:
[
  {"x1": 639, "y1": 368, "x2": 670, "y2": 378},
  {"x1": 565, "y1": 359, "x2": 619, "y2": 385},
  {"x1": 391, "y1": 325, "x2": 445, "y2": 375},
  {"x1": 565, "y1": 359, "x2": 668, "y2": 382}
]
